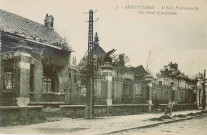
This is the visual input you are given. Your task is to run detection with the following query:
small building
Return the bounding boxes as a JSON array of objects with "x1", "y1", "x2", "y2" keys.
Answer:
[{"x1": 0, "y1": 9, "x2": 72, "y2": 106}]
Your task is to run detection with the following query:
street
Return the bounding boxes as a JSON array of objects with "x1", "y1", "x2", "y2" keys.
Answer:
[
  {"x1": 111, "y1": 115, "x2": 207, "y2": 135},
  {"x1": 0, "y1": 1, "x2": 207, "y2": 135},
  {"x1": 0, "y1": 110, "x2": 204, "y2": 135}
]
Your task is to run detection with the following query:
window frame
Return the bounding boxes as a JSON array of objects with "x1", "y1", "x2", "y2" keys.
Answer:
[{"x1": 3, "y1": 59, "x2": 15, "y2": 91}]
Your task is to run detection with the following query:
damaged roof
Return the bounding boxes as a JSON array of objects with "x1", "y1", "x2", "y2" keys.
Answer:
[
  {"x1": 118, "y1": 65, "x2": 148, "y2": 78},
  {"x1": 0, "y1": 9, "x2": 72, "y2": 51}
]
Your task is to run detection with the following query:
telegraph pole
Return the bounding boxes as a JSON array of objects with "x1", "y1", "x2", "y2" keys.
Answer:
[
  {"x1": 202, "y1": 69, "x2": 206, "y2": 110},
  {"x1": 85, "y1": 9, "x2": 98, "y2": 119}
]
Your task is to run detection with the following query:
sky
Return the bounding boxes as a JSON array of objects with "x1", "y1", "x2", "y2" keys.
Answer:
[{"x1": 0, "y1": 0, "x2": 207, "y2": 77}]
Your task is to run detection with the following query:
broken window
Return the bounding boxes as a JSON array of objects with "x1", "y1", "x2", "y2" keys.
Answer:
[
  {"x1": 43, "y1": 76, "x2": 58, "y2": 92},
  {"x1": 43, "y1": 66, "x2": 58, "y2": 93},
  {"x1": 3, "y1": 59, "x2": 15, "y2": 90},
  {"x1": 4, "y1": 72, "x2": 13, "y2": 89},
  {"x1": 43, "y1": 77, "x2": 51, "y2": 92}
]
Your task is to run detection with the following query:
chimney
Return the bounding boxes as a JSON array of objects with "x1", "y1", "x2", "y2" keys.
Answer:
[{"x1": 44, "y1": 14, "x2": 54, "y2": 28}]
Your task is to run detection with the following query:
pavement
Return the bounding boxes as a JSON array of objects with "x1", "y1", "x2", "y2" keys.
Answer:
[{"x1": 0, "y1": 109, "x2": 202, "y2": 135}]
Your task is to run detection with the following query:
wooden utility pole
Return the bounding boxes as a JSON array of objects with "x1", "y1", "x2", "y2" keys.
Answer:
[
  {"x1": 202, "y1": 69, "x2": 206, "y2": 110},
  {"x1": 84, "y1": 10, "x2": 98, "y2": 119}
]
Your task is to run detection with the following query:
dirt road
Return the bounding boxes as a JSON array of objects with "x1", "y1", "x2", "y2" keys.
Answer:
[
  {"x1": 0, "y1": 110, "x2": 203, "y2": 135},
  {"x1": 111, "y1": 115, "x2": 207, "y2": 135}
]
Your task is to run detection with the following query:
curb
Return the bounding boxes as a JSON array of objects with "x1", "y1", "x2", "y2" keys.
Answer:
[{"x1": 100, "y1": 116, "x2": 194, "y2": 135}]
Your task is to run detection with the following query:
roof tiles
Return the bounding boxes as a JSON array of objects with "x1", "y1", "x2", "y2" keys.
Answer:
[{"x1": 0, "y1": 9, "x2": 71, "y2": 51}]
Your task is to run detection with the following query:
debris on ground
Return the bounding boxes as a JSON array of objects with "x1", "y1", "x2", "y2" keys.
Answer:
[
  {"x1": 173, "y1": 114, "x2": 187, "y2": 118},
  {"x1": 149, "y1": 114, "x2": 172, "y2": 121},
  {"x1": 149, "y1": 110, "x2": 207, "y2": 122}
]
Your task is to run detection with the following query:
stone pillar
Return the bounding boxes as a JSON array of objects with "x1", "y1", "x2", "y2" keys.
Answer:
[
  {"x1": 101, "y1": 62, "x2": 114, "y2": 106},
  {"x1": 106, "y1": 74, "x2": 112, "y2": 116},
  {"x1": 105, "y1": 73, "x2": 113, "y2": 106},
  {"x1": 14, "y1": 52, "x2": 31, "y2": 107},
  {"x1": 147, "y1": 83, "x2": 152, "y2": 112},
  {"x1": 144, "y1": 74, "x2": 153, "y2": 112},
  {"x1": 33, "y1": 60, "x2": 43, "y2": 102}
]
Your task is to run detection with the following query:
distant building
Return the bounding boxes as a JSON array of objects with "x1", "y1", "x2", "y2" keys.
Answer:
[
  {"x1": 156, "y1": 62, "x2": 196, "y2": 103},
  {"x1": 0, "y1": 9, "x2": 72, "y2": 106}
]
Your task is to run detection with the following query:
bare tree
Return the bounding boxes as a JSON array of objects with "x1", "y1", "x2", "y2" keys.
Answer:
[
  {"x1": 62, "y1": 32, "x2": 70, "y2": 47},
  {"x1": 59, "y1": 28, "x2": 70, "y2": 48},
  {"x1": 145, "y1": 49, "x2": 152, "y2": 72},
  {"x1": 145, "y1": 48, "x2": 160, "y2": 73}
]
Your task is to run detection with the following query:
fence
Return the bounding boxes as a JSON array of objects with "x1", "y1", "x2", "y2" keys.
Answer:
[
  {"x1": 0, "y1": 72, "x2": 196, "y2": 106},
  {"x1": 67, "y1": 75, "x2": 195, "y2": 105},
  {"x1": 65, "y1": 75, "x2": 149, "y2": 105},
  {"x1": 29, "y1": 74, "x2": 195, "y2": 105},
  {"x1": 112, "y1": 77, "x2": 148, "y2": 104},
  {"x1": 152, "y1": 85, "x2": 195, "y2": 104}
]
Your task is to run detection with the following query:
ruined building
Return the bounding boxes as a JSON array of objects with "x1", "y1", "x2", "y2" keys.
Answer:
[
  {"x1": 155, "y1": 62, "x2": 197, "y2": 103},
  {"x1": 0, "y1": 9, "x2": 72, "y2": 106},
  {"x1": 78, "y1": 32, "x2": 149, "y2": 105}
]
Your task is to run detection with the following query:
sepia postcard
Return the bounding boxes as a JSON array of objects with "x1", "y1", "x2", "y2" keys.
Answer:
[{"x1": 0, "y1": 0, "x2": 207, "y2": 134}]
